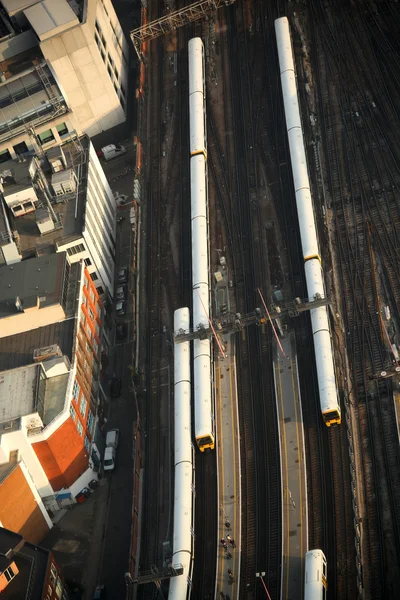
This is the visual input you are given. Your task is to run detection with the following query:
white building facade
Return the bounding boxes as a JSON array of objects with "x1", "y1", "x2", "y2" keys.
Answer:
[{"x1": 0, "y1": 0, "x2": 130, "y2": 162}]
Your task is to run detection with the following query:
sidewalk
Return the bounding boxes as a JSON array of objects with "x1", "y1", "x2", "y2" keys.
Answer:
[{"x1": 41, "y1": 477, "x2": 110, "y2": 594}]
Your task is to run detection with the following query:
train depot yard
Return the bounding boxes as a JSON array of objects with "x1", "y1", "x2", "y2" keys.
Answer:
[{"x1": 131, "y1": 1, "x2": 400, "y2": 599}]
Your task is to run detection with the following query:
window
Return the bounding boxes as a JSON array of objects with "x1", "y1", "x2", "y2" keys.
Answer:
[
  {"x1": 80, "y1": 396, "x2": 87, "y2": 418},
  {"x1": 114, "y1": 82, "x2": 118, "y2": 94},
  {"x1": 114, "y1": 66, "x2": 119, "y2": 80},
  {"x1": 84, "y1": 276, "x2": 89, "y2": 289},
  {"x1": 87, "y1": 411, "x2": 95, "y2": 435},
  {"x1": 67, "y1": 243, "x2": 85, "y2": 256},
  {"x1": 89, "y1": 289, "x2": 95, "y2": 303},
  {"x1": 70, "y1": 404, "x2": 77, "y2": 421},
  {"x1": 101, "y1": 34, "x2": 106, "y2": 48},
  {"x1": 38, "y1": 128, "x2": 55, "y2": 145},
  {"x1": 0, "y1": 148, "x2": 11, "y2": 163},
  {"x1": 107, "y1": 64, "x2": 112, "y2": 77},
  {"x1": 101, "y1": 48, "x2": 106, "y2": 62},
  {"x1": 95, "y1": 20, "x2": 101, "y2": 34},
  {"x1": 4, "y1": 565, "x2": 16, "y2": 582},
  {"x1": 56, "y1": 122, "x2": 68, "y2": 137},
  {"x1": 120, "y1": 97, "x2": 125, "y2": 111},
  {"x1": 84, "y1": 257, "x2": 92, "y2": 266},
  {"x1": 50, "y1": 563, "x2": 57, "y2": 587},
  {"x1": 108, "y1": 53, "x2": 114, "y2": 68},
  {"x1": 93, "y1": 339, "x2": 98, "y2": 355},
  {"x1": 120, "y1": 83, "x2": 126, "y2": 98},
  {"x1": 77, "y1": 420, "x2": 83, "y2": 436},
  {"x1": 95, "y1": 31, "x2": 101, "y2": 48},
  {"x1": 72, "y1": 380, "x2": 80, "y2": 400},
  {"x1": 91, "y1": 272, "x2": 98, "y2": 281},
  {"x1": 55, "y1": 577, "x2": 63, "y2": 598},
  {"x1": 88, "y1": 308, "x2": 94, "y2": 320},
  {"x1": 84, "y1": 435, "x2": 90, "y2": 451}
]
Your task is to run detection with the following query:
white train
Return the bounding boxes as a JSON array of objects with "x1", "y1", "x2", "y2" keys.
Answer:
[
  {"x1": 304, "y1": 549, "x2": 328, "y2": 600},
  {"x1": 169, "y1": 308, "x2": 195, "y2": 599},
  {"x1": 275, "y1": 17, "x2": 341, "y2": 426},
  {"x1": 189, "y1": 37, "x2": 215, "y2": 450}
]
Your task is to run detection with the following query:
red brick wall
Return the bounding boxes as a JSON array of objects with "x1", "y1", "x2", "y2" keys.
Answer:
[
  {"x1": 0, "y1": 465, "x2": 49, "y2": 544},
  {"x1": 33, "y1": 418, "x2": 88, "y2": 491}
]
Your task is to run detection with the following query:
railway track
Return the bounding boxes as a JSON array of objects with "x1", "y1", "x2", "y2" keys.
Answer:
[
  {"x1": 229, "y1": 5, "x2": 281, "y2": 597},
  {"x1": 310, "y1": 1, "x2": 400, "y2": 596},
  {"x1": 139, "y1": 32, "x2": 164, "y2": 600},
  {"x1": 138, "y1": 7, "x2": 191, "y2": 598}
]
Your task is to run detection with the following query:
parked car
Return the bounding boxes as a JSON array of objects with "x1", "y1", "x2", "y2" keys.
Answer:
[
  {"x1": 118, "y1": 267, "x2": 128, "y2": 283},
  {"x1": 103, "y1": 446, "x2": 116, "y2": 471},
  {"x1": 116, "y1": 322, "x2": 127, "y2": 341},
  {"x1": 110, "y1": 377, "x2": 121, "y2": 398},
  {"x1": 106, "y1": 428, "x2": 120, "y2": 449},
  {"x1": 93, "y1": 584, "x2": 106, "y2": 599},
  {"x1": 116, "y1": 300, "x2": 125, "y2": 316},
  {"x1": 100, "y1": 143, "x2": 127, "y2": 161},
  {"x1": 116, "y1": 285, "x2": 126, "y2": 300}
]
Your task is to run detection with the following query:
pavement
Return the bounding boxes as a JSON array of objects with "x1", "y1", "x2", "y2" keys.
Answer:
[
  {"x1": 41, "y1": 137, "x2": 138, "y2": 600},
  {"x1": 273, "y1": 333, "x2": 308, "y2": 600}
]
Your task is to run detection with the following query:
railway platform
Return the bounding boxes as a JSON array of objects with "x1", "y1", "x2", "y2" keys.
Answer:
[
  {"x1": 273, "y1": 332, "x2": 307, "y2": 600},
  {"x1": 215, "y1": 336, "x2": 241, "y2": 599}
]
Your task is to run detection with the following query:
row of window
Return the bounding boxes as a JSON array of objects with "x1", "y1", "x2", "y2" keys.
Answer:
[
  {"x1": 66, "y1": 243, "x2": 105, "y2": 296},
  {"x1": 94, "y1": 21, "x2": 126, "y2": 110},
  {"x1": 99, "y1": 0, "x2": 128, "y2": 64},
  {"x1": 70, "y1": 397, "x2": 94, "y2": 438}
]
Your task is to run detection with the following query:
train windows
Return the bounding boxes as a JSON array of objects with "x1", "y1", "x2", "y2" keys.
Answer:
[
  {"x1": 322, "y1": 410, "x2": 341, "y2": 426},
  {"x1": 197, "y1": 435, "x2": 214, "y2": 451}
]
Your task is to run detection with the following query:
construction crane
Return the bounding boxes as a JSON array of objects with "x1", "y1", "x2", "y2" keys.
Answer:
[
  {"x1": 174, "y1": 295, "x2": 331, "y2": 343},
  {"x1": 130, "y1": 0, "x2": 236, "y2": 60}
]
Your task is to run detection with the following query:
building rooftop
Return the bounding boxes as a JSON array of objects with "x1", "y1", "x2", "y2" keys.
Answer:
[
  {"x1": 24, "y1": 0, "x2": 79, "y2": 42},
  {"x1": 0, "y1": 29, "x2": 38, "y2": 67},
  {"x1": 0, "y1": 137, "x2": 89, "y2": 258},
  {"x1": 0, "y1": 252, "x2": 67, "y2": 318},
  {"x1": 0, "y1": 317, "x2": 75, "y2": 372},
  {"x1": 0, "y1": 363, "x2": 39, "y2": 423},
  {"x1": 1, "y1": 0, "x2": 40, "y2": 18},
  {"x1": 0, "y1": 527, "x2": 49, "y2": 599}
]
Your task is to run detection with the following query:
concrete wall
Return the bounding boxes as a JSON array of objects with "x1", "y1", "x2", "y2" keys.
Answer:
[
  {"x1": 39, "y1": 0, "x2": 126, "y2": 138},
  {"x1": 0, "y1": 463, "x2": 51, "y2": 544},
  {"x1": 0, "y1": 304, "x2": 66, "y2": 339},
  {"x1": 0, "y1": 428, "x2": 54, "y2": 497}
]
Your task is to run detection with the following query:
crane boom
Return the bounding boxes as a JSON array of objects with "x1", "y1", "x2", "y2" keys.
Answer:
[{"x1": 130, "y1": 0, "x2": 235, "y2": 59}]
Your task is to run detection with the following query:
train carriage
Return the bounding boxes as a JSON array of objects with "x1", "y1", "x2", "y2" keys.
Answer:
[{"x1": 304, "y1": 549, "x2": 328, "y2": 600}]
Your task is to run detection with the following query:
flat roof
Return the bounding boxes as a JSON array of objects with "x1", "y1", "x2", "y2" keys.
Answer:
[
  {"x1": 0, "y1": 317, "x2": 75, "y2": 371},
  {"x1": 1, "y1": 0, "x2": 41, "y2": 18},
  {"x1": 0, "y1": 137, "x2": 89, "y2": 256},
  {"x1": 0, "y1": 362, "x2": 70, "y2": 426},
  {"x1": 24, "y1": 0, "x2": 79, "y2": 41},
  {"x1": 0, "y1": 527, "x2": 49, "y2": 600},
  {"x1": 0, "y1": 363, "x2": 39, "y2": 422},
  {"x1": 0, "y1": 252, "x2": 66, "y2": 318},
  {"x1": 0, "y1": 30, "x2": 38, "y2": 64}
]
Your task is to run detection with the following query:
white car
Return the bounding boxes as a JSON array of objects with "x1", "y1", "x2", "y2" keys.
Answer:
[
  {"x1": 104, "y1": 446, "x2": 116, "y2": 471},
  {"x1": 105, "y1": 428, "x2": 120, "y2": 449}
]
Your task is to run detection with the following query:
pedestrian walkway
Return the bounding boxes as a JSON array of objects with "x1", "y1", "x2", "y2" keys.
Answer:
[
  {"x1": 215, "y1": 336, "x2": 241, "y2": 599},
  {"x1": 273, "y1": 332, "x2": 307, "y2": 600}
]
